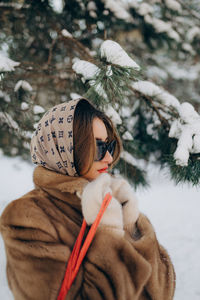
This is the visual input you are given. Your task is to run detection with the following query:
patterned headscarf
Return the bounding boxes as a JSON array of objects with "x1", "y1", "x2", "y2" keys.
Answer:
[{"x1": 30, "y1": 98, "x2": 84, "y2": 176}]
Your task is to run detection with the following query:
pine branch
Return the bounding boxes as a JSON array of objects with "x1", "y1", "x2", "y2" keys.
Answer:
[{"x1": 130, "y1": 86, "x2": 170, "y2": 129}]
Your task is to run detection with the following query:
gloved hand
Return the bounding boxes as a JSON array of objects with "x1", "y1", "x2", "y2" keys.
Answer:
[
  {"x1": 110, "y1": 176, "x2": 139, "y2": 235},
  {"x1": 81, "y1": 173, "x2": 123, "y2": 235}
]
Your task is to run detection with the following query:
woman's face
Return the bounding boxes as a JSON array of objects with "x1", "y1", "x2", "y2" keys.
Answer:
[{"x1": 82, "y1": 117, "x2": 114, "y2": 181}]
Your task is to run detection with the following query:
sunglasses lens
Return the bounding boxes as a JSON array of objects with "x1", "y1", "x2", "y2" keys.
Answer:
[
  {"x1": 95, "y1": 140, "x2": 116, "y2": 161},
  {"x1": 108, "y1": 140, "x2": 116, "y2": 157},
  {"x1": 95, "y1": 140, "x2": 107, "y2": 161}
]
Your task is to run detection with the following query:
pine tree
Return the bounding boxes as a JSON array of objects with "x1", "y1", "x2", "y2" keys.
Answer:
[{"x1": 0, "y1": 0, "x2": 200, "y2": 187}]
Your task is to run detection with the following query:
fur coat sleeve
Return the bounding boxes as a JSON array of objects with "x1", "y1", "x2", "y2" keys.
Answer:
[{"x1": 0, "y1": 189, "x2": 175, "y2": 300}]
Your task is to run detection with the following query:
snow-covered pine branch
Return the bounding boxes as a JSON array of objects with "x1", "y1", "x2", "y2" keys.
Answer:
[
  {"x1": 72, "y1": 58, "x2": 100, "y2": 83},
  {"x1": 132, "y1": 80, "x2": 200, "y2": 166},
  {"x1": 0, "y1": 54, "x2": 20, "y2": 72},
  {"x1": 100, "y1": 40, "x2": 140, "y2": 70},
  {"x1": 14, "y1": 80, "x2": 33, "y2": 92}
]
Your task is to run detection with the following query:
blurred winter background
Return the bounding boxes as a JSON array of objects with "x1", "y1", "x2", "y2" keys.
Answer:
[{"x1": 1, "y1": 0, "x2": 200, "y2": 299}]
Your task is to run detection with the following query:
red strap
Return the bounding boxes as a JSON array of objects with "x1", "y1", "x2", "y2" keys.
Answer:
[{"x1": 57, "y1": 193, "x2": 112, "y2": 300}]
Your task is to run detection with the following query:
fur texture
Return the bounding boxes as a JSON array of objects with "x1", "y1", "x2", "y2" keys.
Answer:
[
  {"x1": 81, "y1": 174, "x2": 123, "y2": 231},
  {"x1": 110, "y1": 176, "x2": 140, "y2": 233},
  {"x1": 0, "y1": 166, "x2": 176, "y2": 300}
]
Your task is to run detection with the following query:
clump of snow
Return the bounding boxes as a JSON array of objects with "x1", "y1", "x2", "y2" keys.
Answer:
[
  {"x1": 102, "y1": 0, "x2": 133, "y2": 21},
  {"x1": 100, "y1": 40, "x2": 140, "y2": 70},
  {"x1": 120, "y1": 150, "x2": 137, "y2": 166},
  {"x1": 14, "y1": 80, "x2": 33, "y2": 92},
  {"x1": 146, "y1": 66, "x2": 168, "y2": 81},
  {"x1": 138, "y1": 3, "x2": 154, "y2": 16},
  {"x1": 93, "y1": 82, "x2": 108, "y2": 99},
  {"x1": 33, "y1": 105, "x2": 45, "y2": 114},
  {"x1": 87, "y1": 2, "x2": 98, "y2": 18},
  {"x1": 106, "y1": 65, "x2": 113, "y2": 76},
  {"x1": 105, "y1": 105, "x2": 122, "y2": 125},
  {"x1": 89, "y1": 10, "x2": 97, "y2": 18},
  {"x1": 182, "y1": 43, "x2": 194, "y2": 54},
  {"x1": 21, "y1": 102, "x2": 29, "y2": 110},
  {"x1": 122, "y1": 131, "x2": 133, "y2": 141},
  {"x1": 61, "y1": 29, "x2": 72, "y2": 38},
  {"x1": 0, "y1": 54, "x2": 20, "y2": 72},
  {"x1": 169, "y1": 102, "x2": 200, "y2": 166},
  {"x1": 145, "y1": 16, "x2": 180, "y2": 42},
  {"x1": 72, "y1": 58, "x2": 100, "y2": 83},
  {"x1": 186, "y1": 26, "x2": 200, "y2": 42},
  {"x1": 70, "y1": 92, "x2": 82, "y2": 99},
  {"x1": 132, "y1": 80, "x2": 180, "y2": 110},
  {"x1": 165, "y1": 0, "x2": 182, "y2": 12},
  {"x1": 120, "y1": 150, "x2": 146, "y2": 169},
  {"x1": 0, "y1": 90, "x2": 10, "y2": 103},
  {"x1": 87, "y1": 1, "x2": 97, "y2": 11},
  {"x1": 166, "y1": 64, "x2": 198, "y2": 81}
]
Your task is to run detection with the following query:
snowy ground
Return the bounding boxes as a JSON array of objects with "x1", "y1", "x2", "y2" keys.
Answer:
[{"x1": 0, "y1": 155, "x2": 200, "y2": 300}]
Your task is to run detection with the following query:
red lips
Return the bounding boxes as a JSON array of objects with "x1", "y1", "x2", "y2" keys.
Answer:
[{"x1": 98, "y1": 167, "x2": 108, "y2": 173}]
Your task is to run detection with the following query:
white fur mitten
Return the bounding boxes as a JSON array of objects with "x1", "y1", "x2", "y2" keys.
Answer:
[
  {"x1": 81, "y1": 173, "x2": 123, "y2": 235},
  {"x1": 110, "y1": 177, "x2": 140, "y2": 235}
]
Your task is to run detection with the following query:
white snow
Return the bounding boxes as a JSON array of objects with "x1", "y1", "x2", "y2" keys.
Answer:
[
  {"x1": 72, "y1": 58, "x2": 100, "y2": 83},
  {"x1": 186, "y1": 26, "x2": 200, "y2": 42},
  {"x1": 145, "y1": 16, "x2": 180, "y2": 42},
  {"x1": 132, "y1": 80, "x2": 180, "y2": 109},
  {"x1": 21, "y1": 102, "x2": 29, "y2": 110},
  {"x1": 100, "y1": 40, "x2": 140, "y2": 70},
  {"x1": 87, "y1": 1, "x2": 97, "y2": 11},
  {"x1": 33, "y1": 105, "x2": 45, "y2": 114},
  {"x1": 61, "y1": 29, "x2": 72, "y2": 38},
  {"x1": 102, "y1": 0, "x2": 133, "y2": 21},
  {"x1": 14, "y1": 80, "x2": 33, "y2": 92},
  {"x1": 169, "y1": 103, "x2": 200, "y2": 166},
  {"x1": 70, "y1": 92, "x2": 82, "y2": 100},
  {"x1": 132, "y1": 81, "x2": 200, "y2": 166},
  {"x1": 0, "y1": 54, "x2": 20, "y2": 72},
  {"x1": 138, "y1": 3, "x2": 154, "y2": 16},
  {"x1": 122, "y1": 131, "x2": 133, "y2": 141},
  {"x1": 165, "y1": 0, "x2": 182, "y2": 12},
  {"x1": 0, "y1": 90, "x2": 11, "y2": 103},
  {"x1": 0, "y1": 156, "x2": 200, "y2": 300},
  {"x1": 105, "y1": 105, "x2": 122, "y2": 125},
  {"x1": 0, "y1": 112, "x2": 19, "y2": 130},
  {"x1": 120, "y1": 150, "x2": 146, "y2": 169}
]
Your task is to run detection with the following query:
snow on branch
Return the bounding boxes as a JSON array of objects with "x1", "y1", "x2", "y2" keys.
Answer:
[
  {"x1": 102, "y1": 0, "x2": 133, "y2": 21},
  {"x1": 0, "y1": 112, "x2": 19, "y2": 130},
  {"x1": 132, "y1": 80, "x2": 180, "y2": 110},
  {"x1": 132, "y1": 80, "x2": 200, "y2": 166},
  {"x1": 61, "y1": 29, "x2": 73, "y2": 38},
  {"x1": 169, "y1": 103, "x2": 200, "y2": 166},
  {"x1": 120, "y1": 150, "x2": 146, "y2": 170},
  {"x1": 14, "y1": 80, "x2": 33, "y2": 92},
  {"x1": 165, "y1": 0, "x2": 182, "y2": 12},
  {"x1": 100, "y1": 40, "x2": 140, "y2": 70},
  {"x1": 0, "y1": 53, "x2": 20, "y2": 72},
  {"x1": 106, "y1": 105, "x2": 122, "y2": 126},
  {"x1": 0, "y1": 90, "x2": 10, "y2": 102},
  {"x1": 72, "y1": 58, "x2": 100, "y2": 83}
]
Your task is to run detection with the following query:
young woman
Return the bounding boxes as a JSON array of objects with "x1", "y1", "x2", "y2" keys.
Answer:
[{"x1": 0, "y1": 98, "x2": 175, "y2": 300}]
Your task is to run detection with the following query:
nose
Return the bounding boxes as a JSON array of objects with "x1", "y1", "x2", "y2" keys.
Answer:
[{"x1": 102, "y1": 150, "x2": 113, "y2": 164}]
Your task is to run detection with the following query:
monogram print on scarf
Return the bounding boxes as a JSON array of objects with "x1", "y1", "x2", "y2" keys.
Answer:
[{"x1": 31, "y1": 98, "x2": 83, "y2": 176}]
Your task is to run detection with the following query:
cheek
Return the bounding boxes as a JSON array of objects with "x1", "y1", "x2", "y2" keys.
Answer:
[{"x1": 83, "y1": 163, "x2": 100, "y2": 180}]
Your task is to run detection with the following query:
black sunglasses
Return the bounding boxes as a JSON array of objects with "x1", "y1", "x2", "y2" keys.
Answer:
[{"x1": 95, "y1": 140, "x2": 116, "y2": 161}]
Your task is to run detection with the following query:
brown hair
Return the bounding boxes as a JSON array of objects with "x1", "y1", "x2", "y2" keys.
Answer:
[{"x1": 73, "y1": 98, "x2": 122, "y2": 176}]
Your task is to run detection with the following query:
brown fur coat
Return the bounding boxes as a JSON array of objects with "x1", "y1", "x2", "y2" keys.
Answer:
[{"x1": 0, "y1": 166, "x2": 176, "y2": 300}]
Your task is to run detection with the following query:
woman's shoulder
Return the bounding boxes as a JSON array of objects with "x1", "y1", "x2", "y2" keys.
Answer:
[{"x1": 0, "y1": 189, "x2": 57, "y2": 238}]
